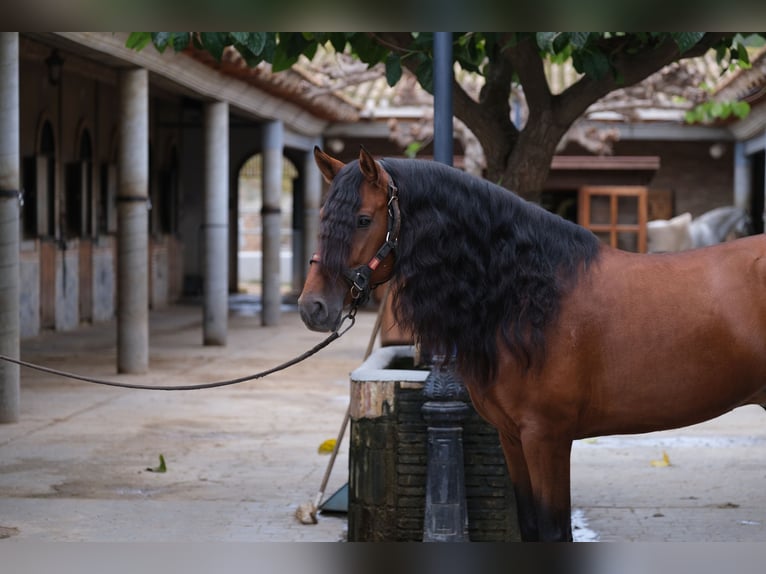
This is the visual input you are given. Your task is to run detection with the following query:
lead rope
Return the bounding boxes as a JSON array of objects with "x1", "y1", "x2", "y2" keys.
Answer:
[{"x1": 0, "y1": 310, "x2": 357, "y2": 391}]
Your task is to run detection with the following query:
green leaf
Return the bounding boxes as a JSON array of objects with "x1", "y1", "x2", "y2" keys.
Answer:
[
  {"x1": 199, "y1": 32, "x2": 228, "y2": 61},
  {"x1": 126, "y1": 32, "x2": 152, "y2": 51},
  {"x1": 271, "y1": 32, "x2": 313, "y2": 72},
  {"x1": 170, "y1": 32, "x2": 191, "y2": 52},
  {"x1": 734, "y1": 101, "x2": 751, "y2": 118},
  {"x1": 350, "y1": 33, "x2": 388, "y2": 65},
  {"x1": 552, "y1": 32, "x2": 571, "y2": 54},
  {"x1": 230, "y1": 32, "x2": 268, "y2": 56},
  {"x1": 536, "y1": 32, "x2": 558, "y2": 53},
  {"x1": 146, "y1": 454, "x2": 167, "y2": 473},
  {"x1": 150, "y1": 32, "x2": 172, "y2": 52},
  {"x1": 414, "y1": 58, "x2": 434, "y2": 93},
  {"x1": 385, "y1": 53, "x2": 402, "y2": 86},
  {"x1": 671, "y1": 32, "x2": 705, "y2": 54},
  {"x1": 568, "y1": 32, "x2": 591, "y2": 49},
  {"x1": 303, "y1": 41, "x2": 318, "y2": 61},
  {"x1": 232, "y1": 42, "x2": 264, "y2": 67},
  {"x1": 329, "y1": 32, "x2": 348, "y2": 53},
  {"x1": 577, "y1": 49, "x2": 611, "y2": 80},
  {"x1": 272, "y1": 43, "x2": 298, "y2": 72},
  {"x1": 404, "y1": 141, "x2": 423, "y2": 158},
  {"x1": 737, "y1": 42, "x2": 750, "y2": 66}
]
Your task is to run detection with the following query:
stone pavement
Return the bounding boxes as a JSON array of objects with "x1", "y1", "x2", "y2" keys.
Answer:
[
  {"x1": 2, "y1": 297, "x2": 766, "y2": 542},
  {"x1": 0, "y1": 298, "x2": 362, "y2": 542}
]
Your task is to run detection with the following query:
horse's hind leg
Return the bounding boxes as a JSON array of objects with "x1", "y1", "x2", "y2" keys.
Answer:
[{"x1": 499, "y1": 433, "x2": 539, "y2": 541}]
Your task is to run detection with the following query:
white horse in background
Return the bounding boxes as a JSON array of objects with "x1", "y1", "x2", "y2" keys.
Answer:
[{"x1": 647, "y1": 206, "x2": 751, "y2": 253}]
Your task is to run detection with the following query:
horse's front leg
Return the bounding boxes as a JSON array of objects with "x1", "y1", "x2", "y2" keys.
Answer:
[
  {"x1": 520, "y1": 430, "x2": 574, "y2": 542},
  {"x1": 498, "y1": 432, "x2": 539, "y2": 541}
]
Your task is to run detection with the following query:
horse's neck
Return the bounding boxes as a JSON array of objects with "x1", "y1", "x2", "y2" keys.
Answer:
[{"x1": 690, "y1": 208, "x2": 745, "y2": 245}]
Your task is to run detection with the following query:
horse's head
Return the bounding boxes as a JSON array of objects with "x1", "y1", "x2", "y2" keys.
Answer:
[{"x1": 298, "y1": 146, "x2": 399, "y2": 332}]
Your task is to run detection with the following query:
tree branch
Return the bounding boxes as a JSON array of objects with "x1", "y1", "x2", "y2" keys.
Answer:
[
  {"x1": 501, "y1": 34, "x2": 552, "y2": 121},
  {"x1": 554, "y1": 33, "x2": 733, "y2": 129}
]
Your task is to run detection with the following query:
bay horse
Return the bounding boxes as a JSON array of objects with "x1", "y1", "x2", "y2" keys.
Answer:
[{"x1": 298, "y1": 146, "x2": 766, "y2": 542}]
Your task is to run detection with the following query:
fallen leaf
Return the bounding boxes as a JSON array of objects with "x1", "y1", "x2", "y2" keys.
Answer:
[
  {"x1": 650, "y1": 451, "x2": 671, "y2": 467},
  {"x1": 146, "y1": 454, "x2": 167, "y2": 473},
  {"x1": 317, "y1": 439, "x2": 336, "y2": 454}
]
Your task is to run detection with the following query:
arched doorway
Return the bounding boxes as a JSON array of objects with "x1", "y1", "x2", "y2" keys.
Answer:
[{"x1": 236, "y1": 153, "x2": 298, "y2": 297}]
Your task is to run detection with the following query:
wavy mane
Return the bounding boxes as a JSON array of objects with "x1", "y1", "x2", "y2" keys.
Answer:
[
  {"x1": 320, "y1": 158, "x2": 602, "y2": 385},
  {"x1": 318, "y1": 162, "x2": 363, "y2": 283}
]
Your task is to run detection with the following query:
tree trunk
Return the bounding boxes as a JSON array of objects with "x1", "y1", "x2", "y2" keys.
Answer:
[{"x1": 501, "y1": 112, "x2": 565, "y2": 202}]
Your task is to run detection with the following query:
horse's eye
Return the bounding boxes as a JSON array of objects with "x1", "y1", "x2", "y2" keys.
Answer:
[{"x1": 357, "y1": 215, "x2": 372, "y2": 229}]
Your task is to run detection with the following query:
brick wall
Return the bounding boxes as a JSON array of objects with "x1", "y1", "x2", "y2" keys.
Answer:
[
  {"x1": 612, "y1": 140, "x2": 734, "y2": 217},
  {"x1": 348, "y1": 379, "x2": 520, "y2": 542}
]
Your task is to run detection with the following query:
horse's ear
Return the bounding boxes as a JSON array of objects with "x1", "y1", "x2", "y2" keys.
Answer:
[
  {"x1": 314, "y1": 146, "x2": 345, "y2": 184},
  {"x1": 358, "y1": 146, "x2": 381, "y2": 184}
]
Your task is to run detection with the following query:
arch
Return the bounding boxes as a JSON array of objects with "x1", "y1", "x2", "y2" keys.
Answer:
[
  {"x1": 235, "y1": 151, "x2": 298, "y2": 293},
  {"x1": 77, "y1": 127, "x2": 93, "y2": 160},
  {"x1": 97, "y1": 128, "x2": 119, "y2": 235},
  {"x1": 35, "y1": 115, "x2": 56, "y2": 237},
  {"x1": 39, "y1": 119, "x2": 55, "y2": 155},
  {"x1": 64, "y1": 120, "x2": 94, "y2": 238}
]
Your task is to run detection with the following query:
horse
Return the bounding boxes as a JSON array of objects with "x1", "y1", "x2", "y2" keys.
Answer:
[
  {"x1": 688, "y1": 205, "x2": 751, "y2": 248},
  {"x1": 648, "y1": 206, "x2": 751, "y2": 253},
  {"x1": 298, "y1": 146, "x2": 766, "y2": 542}
]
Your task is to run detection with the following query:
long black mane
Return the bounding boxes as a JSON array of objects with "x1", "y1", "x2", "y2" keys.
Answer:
[{"x1": 319, "y1": 158, "x2": 601, "y2": 385}]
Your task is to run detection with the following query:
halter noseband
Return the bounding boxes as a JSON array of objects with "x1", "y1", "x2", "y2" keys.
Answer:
[{"x1": 310, "y1": 165, "x2": 400, "y2": 307}]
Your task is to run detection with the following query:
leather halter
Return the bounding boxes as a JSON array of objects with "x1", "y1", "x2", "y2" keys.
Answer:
[{"x1": 310, "y1": 165, "x2": 400, "y2": 307}]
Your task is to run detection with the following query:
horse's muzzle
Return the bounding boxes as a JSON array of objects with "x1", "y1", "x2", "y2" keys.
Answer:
[{"x1": 297, "y1": 292, "x2": 342, "y2": 333}]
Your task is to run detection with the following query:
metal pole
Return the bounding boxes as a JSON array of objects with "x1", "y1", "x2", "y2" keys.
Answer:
[
  {"x1": 433, "y1": 32, "x2": 454, "y2": 167},
  {"x1": 422, "y1": 31, "x2": 470, "y2": 542},
  {"x1": 0, "y1": 32, "x2": 20, "y2": 423},
  {"x1": 203, "y1": 101, "x2": 229, "y2": 345},
  {"x1": 117, "y1": 68, "x2": 149, "y2": 374}
]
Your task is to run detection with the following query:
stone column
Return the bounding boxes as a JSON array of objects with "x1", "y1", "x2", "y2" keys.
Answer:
[
  {"x1": 0, "y1": 32, "x2": 20, "y2": 423},
  {"x1": 117, "y1": 68, "x2": 149, "y2": 374},
  {"x1": 203, "y1": 101, "x2": 229, "y2": 345},
  {"x1": 261, "y1": 121, "x2": 283, "y2": 326}
]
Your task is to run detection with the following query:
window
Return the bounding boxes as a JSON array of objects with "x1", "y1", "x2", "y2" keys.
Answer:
[{"x1": 578, "y1": 186, "x2": 648, "y2": 253}]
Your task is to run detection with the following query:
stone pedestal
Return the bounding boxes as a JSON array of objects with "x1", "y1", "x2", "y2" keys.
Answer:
[{"x1": 348, "y1": 346, "x2": 519, "y2": 541}]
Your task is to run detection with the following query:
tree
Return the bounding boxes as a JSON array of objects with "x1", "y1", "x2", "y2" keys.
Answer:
[{"x1": 129, "y1": 32, "x2": 756, "y2": 200}]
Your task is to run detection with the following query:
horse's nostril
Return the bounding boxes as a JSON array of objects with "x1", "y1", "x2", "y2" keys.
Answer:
[
  {"x1": 312, "y1": 299, "x2": 327, "y2": 321},
  {"x1": 299, "y1": 294, "x2": 330, "y2": 331}
]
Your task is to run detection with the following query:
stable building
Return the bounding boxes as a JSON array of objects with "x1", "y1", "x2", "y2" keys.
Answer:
[{"x1": 0, "y1": 32, "x2": 359, "y2": 422}]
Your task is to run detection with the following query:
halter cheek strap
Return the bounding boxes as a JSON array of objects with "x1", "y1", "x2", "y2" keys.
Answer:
[
  {"x1": 309, "y1": 169, "x2": 400, "y2": 307},
  {"x1": 342, "y1": 177, "x2": 399, "y2": 305}
]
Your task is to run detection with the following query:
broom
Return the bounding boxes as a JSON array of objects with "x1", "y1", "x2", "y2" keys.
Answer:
[{"x1": 295, "y1": 283, "x2": 391, "y2": 524}]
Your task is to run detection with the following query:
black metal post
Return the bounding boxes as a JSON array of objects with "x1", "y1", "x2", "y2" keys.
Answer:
[
  {"x1": 421, "y1": 31, "x2": 471, "y2": 543},
  {"x1": 422, "y1": 359, "x2": 470, "y2": 542},
  {"x1": 433, "y1": 32, "x2": 453, "y2": 167}
]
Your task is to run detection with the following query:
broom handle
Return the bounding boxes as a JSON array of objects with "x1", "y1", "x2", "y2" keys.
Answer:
[{"x1": 314, "y1": 283, "x2": 392, "y2": 508}]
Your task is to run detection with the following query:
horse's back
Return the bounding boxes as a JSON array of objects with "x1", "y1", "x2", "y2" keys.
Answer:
[{"x1": 549, "y1": 235, "x2": 766, "y2": 437}]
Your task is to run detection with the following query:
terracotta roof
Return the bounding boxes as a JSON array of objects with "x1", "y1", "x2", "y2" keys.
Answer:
[
  {"x1": 714, "y1": 46, "x2": 766, "y2": 104},
  {"x1": 184, "y1": 46, "x2": 361, "y2": 123}
]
